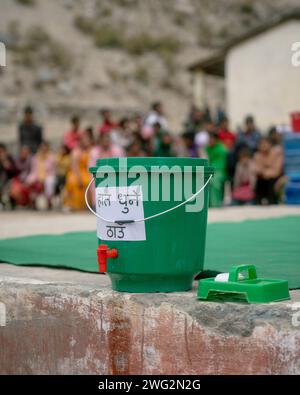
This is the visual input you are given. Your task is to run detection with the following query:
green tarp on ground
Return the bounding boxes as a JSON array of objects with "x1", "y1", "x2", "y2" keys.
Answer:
[{"x1": 0, "y1": 216, "x2": 299, "y2": 289}]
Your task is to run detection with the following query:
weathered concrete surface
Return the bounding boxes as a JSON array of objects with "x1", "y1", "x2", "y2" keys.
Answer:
[
  {"x1": 1, "y1": 206, "x2": 300, "y2": 374},
  {"x1": 0, "y1": 263, "x2": 299, "y2": 375}
]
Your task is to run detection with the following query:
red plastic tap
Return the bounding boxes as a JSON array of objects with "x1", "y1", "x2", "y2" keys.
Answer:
[{"x1": 97, "y1": 244, "x2": 118, "y2": 273}]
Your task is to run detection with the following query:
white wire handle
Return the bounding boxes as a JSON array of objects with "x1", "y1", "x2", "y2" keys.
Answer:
[{"x1": 85, "y1": 174, "x2": 212, "y2": 224}]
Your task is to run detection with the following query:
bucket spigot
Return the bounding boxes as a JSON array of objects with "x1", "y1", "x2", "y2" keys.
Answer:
[{"x1": 97, "y1": 244, "x2": 118, "y2": 273}]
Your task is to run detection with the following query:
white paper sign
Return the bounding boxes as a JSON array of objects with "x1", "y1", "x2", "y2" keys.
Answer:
[{"x1": 96, "y1": 185, "x2": 146, "y2": 241}]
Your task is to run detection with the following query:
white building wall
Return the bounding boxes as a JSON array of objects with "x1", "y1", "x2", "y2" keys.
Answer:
[
  {"x1": 193, "y1": 70, "x2": 206, "y2": 109},
  {"x1": 226, "y1": 20, "x2": 300, "y2": 132},
  {"x1": 192, "y1": 72, "x2": 225, "y2": 116}
]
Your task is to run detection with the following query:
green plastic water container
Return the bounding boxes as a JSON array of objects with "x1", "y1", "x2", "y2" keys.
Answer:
[{"x1": 87, "y1": 157, "x2": 213, "y2": 293}]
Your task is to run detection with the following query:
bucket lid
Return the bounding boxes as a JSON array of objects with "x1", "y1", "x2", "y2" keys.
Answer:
[{"x1": 198, "y1": 264, "x2": 290, "y2": 303}]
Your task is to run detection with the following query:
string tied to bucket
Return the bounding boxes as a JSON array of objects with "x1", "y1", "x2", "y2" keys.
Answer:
[{"x1": 85, "y1": 174, "x2": 213, "y2": 224}]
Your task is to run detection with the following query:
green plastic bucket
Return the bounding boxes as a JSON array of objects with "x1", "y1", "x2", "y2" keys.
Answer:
[{"x1": 87, "y1": 157, "x2": 213, "y2": 293}]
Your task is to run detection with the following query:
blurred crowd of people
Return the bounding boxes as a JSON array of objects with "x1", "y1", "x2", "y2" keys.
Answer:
[
  {"x1": 182, "y1": 107, "x2": 284, "y2": 207},
  {"x1": 0, "y1": 102, "x2": 285, "y2": 211}
]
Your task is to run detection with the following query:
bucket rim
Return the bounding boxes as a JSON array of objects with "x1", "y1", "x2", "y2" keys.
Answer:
[{"x1": 90, "y1": 157, "x2": 213, "y2": 174}]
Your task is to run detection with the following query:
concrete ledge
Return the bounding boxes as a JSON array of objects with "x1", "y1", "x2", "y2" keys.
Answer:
[{"x1": 0, "y1": 264, "x2": 299, "y2": 375}]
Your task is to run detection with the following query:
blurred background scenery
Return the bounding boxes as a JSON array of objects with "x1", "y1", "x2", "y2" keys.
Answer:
[{"x1": 1, "y1": 0, "x2": 300, "y2": 211}]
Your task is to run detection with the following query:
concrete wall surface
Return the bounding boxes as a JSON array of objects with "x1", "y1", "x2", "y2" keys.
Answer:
[
  {"x1": 0, "y1": 264, "x2": 299, "y2": 375},
  {"x1": 226, "y1": 20, "x2": 300, "y2": 131}
]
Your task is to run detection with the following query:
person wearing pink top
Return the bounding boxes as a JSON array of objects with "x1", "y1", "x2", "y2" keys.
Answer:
[
  {"x1": 63, "y1": 115, "x2": 83, "y2": 151},
  {"x1": 88, "y1": 134, "x2": 125, "y2": 206},
  {"x1": 89, "y1": 134, "x2": 125, "y2": 168}
]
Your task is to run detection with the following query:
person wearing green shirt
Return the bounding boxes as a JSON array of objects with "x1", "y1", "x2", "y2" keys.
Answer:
[
  {"x1": 206, "y1": 131, "x2": 228, "y2": 207},
  {"x1": 152, "y1": 122, "x2": 174, "y2": 157}
]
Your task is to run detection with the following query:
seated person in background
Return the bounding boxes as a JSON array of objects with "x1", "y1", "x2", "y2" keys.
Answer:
[
  {"x1": 10, "y1": 145, "x2": 32, "y2": 207},
  {"x1": 195, "y1": 121, "x2": 213, "y2": 158},
  {"x1": 0, "y1": 143, "x2": 16, "y2": 207},
  {"x1": 63, "y1": 115, "x2": 83, "y2": 151},
  {"x1": 87, "y1": 133, "x2": 125, "y2": 208},
  {"x1": 131, "y1": 113, "x2": 144, "y2": 135},
  {"x1": 184, "y1": 107, "x2": 205, "y2": 135},
  {"x1": 206, "y1": 131, "x2": 228, "y2": 208},
  {"x1": 268, "y1": 126, "x2": 282, "y2": 148},
  {"x1": 131, "y1": 131, "x2": 150, "y2": 156},
  {"x1": 235, "y1": 115, "x2": 261, "y2": 153},
  {"x1": 230, "y1": 115, "x2": 261, "y2": 189},
  {"x1": 26, "y1": 141, "x2": 56, "y2": 209},
  {"x1": 18, "y1": 106, "x2": 43, "y2": 154},
  {"x1": 127, "y1": 140, "x2": 146, "y2": 157},
  {"x1": 254, "y1": 137, "x2": 283, "y2": 205},
  {"x1": 232, "y1": 148, "x2": 256, "y2": 205},
  {"x1": 64, "y1": 134, "x2": 93, "y2": 211},
  {"x1": 152, "y1": 122, "x2": 174, "y2": 157},
  {"x1": 218, "y1": 117, "x2": 236, "y2": 150},
  {"x1": 142, "y1": 101, "x2": 168, "y2": 141},
  {"x1": 55, "y1": 145, "x2": 71, "y2": 197},
  {"x1": 144, "y1": 101, "x2": 168, "y2": 131},
  {"x1": 89, "y1": 133, "x2": 125, "y2": 168},
  {"x1": 83, "y1": 126, "x2": 95, "y2": 145},
  {"x1": 98, "y1": 108, "x2": 118, "y2": 135},
  {"x1": 181, "y1": 131, "x2": 198, "y2": 158},
  {"x1": 111, "y1": 117, "x2": 133, "y2": 150},
  {"x1": 268, "y1": 127, "x2": 286, "y2": 202}
]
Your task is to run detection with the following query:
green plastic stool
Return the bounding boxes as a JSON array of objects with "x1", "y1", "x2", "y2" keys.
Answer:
[{"x1": 198, "y1": 264, "x2": 290, "y2": 303}]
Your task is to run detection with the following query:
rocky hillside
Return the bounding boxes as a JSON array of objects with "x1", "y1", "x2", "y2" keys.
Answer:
[{"x1": 0, "y1": 0, "x2": 299, "y2": 143}]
